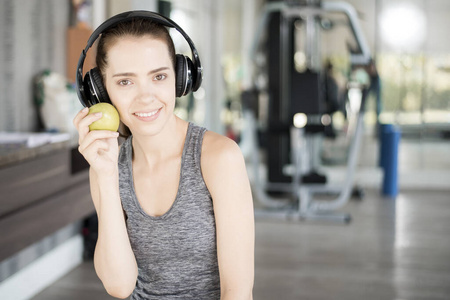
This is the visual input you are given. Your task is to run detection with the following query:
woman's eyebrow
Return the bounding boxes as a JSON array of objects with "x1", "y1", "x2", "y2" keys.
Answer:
[
  {"x1": 112, "y1": 72, "x2": 136, "y2": 78},
  {"x1": 148, "y1": 67, "x2": 170, "y2": 75},
  {"x1": 112, "y1": 67, "x2": 170, "y2": 78}
]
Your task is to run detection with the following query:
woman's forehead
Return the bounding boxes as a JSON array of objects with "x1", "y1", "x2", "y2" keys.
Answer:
[
  {"x1": 108, "y1": 35, "x2": 169, "y2": 53},
  {"x1": 106, "y1": 37, "x2": 172, "y2": 68}
]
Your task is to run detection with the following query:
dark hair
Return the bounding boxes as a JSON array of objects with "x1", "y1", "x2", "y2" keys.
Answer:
[
  {"x1": 96, "y1": 18, "x2": 176, "y2": 75},
  {"x1": 95, "y1": 18, "x2": 177, "y2": 139}
]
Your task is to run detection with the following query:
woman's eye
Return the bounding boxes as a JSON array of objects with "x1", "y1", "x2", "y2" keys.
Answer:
[
  {"x1": 154, "y1": 74, "x2": 167, "y2": 81},
  {"x1": 118, "y1": 79, "x2": 132, "y2": 86}
]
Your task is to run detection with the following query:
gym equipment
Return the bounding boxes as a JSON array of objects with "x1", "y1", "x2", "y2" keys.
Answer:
[
  {"x1": 76, "y1": 10, "x2": 203, "y2": 107},
  {"x1": 246, "y1": 0, "x2": 372, "y2": 222}
]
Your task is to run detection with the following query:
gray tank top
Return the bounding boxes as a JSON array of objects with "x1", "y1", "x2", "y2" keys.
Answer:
[{"x1": 118, "y1": 122, "x2": 220, "y2": 299}]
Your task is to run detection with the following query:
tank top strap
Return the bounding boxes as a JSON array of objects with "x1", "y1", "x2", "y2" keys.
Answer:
[{"x1": 183, "y1": 122, "x2": 207, "y2": 176}]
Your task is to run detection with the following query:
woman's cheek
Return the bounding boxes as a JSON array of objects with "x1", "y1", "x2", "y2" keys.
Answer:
[{"x1": 110, "y1": 88, "x2": 132, "y2": 108}]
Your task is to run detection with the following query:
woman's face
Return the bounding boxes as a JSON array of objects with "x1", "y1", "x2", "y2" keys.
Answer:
[{"x1": 104, "y1": 35, "x2": 176, "y2": 137}]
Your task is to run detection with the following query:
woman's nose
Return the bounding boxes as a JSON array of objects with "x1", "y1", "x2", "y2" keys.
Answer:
[{"x1": 135, "y1": 82, "x2": 155, "y2": 103}]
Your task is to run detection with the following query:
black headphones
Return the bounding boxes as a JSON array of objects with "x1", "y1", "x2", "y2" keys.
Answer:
[{"x1": 76, "y1": 10, "x2": 203, "y2": 107}]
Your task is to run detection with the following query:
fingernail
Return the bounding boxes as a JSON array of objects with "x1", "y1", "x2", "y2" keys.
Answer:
[
  {"x1": 112, "y1": 131, "x2": 119, "y2": 136},
  {"x1": 82, "y1": 107, "x2": 88, "y2": 112},
  {"x1": 95, "y1": 112, "x2": 102, "y2": 117}
]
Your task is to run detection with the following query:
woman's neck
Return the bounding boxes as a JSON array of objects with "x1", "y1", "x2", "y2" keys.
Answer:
[{"x1": 131, "y1": 116, "x2": 189, "y2": 167}]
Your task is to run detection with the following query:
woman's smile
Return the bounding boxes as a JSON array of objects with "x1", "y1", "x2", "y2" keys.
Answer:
[{"x1": 133, "y1": 107, "x2": 163, "y2": 122}]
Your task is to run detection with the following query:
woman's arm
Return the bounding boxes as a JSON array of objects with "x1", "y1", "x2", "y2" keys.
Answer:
[
  {"x1": 202, "y1": 131, "x2": 255, "y2": 300},
  {"x1": 90, "y1": 168, "x2": 138, "y2": 299},
  {"x1": 73, "y1": 108, "x2": 137, "y2": 298}
]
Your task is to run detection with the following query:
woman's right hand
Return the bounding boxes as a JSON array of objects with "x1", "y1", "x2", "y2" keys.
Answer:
[{"x1": 73, "y1": 107, "x2": 120, "y2": 176}]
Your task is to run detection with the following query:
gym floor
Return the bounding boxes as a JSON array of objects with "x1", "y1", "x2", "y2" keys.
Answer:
[{"x1": 31, "y1": 133, "x2": 450, "y2": 300}]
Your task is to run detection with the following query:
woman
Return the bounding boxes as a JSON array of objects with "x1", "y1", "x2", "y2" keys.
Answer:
[{"x1": 73, "y1": 16, "x2": 254, "y2": 299}]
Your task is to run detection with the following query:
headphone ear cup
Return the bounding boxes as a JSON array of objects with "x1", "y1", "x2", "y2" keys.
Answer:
[
  {"x1": 175, "y1": 54, "x2": 194, "y2": 97},
  {"x1": 175, "y1": 54, "x2": 187, "y2": 98},
  {"x1": 90, "y1": 67, "x2": 110, "y2": 103}
]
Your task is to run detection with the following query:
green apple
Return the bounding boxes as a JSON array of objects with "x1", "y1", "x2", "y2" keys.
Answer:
[{"x1": 88, "y1": 103, "x2": 120, "y2": 131}]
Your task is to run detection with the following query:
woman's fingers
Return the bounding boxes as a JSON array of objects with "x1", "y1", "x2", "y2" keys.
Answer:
[
  {"x1": 79, "y1": 139, "x2": 109, "y2": 154},
  {"x1": 78, "y1": 130, "x2": 119, "y2": 154},
  {"x1": 79, "y1": 140, "x2": 114, "y2": 165},
  {"x1": 73, "y1": 107, "x2": 89, "y2": 128},
  {"x1": 76, "y1": 112, "x2": 106, "y2": 143},
  {"x1": 73, "y1": 107, "x2": 120, "y2": 171}
]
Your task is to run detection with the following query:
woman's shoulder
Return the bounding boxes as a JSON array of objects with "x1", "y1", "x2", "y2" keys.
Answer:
[
  {"x1": 201, "y1": 129, "x2": 244, "y2": 170},
  {"x1": 200, "y1": 129, "x2": 249, "y2": 201}
]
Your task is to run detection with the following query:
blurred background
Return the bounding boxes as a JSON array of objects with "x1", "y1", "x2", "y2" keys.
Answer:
[{"x1": 0, "y1": 0, "x2": 449, "y2": 299}]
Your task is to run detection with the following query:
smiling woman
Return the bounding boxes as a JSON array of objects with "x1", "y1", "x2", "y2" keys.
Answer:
[
  {"x1": 104, "y1": 36, "x2": 177, "y2": 137},
  {"x1": 72, "y1": 11, "x2": 254, "y2": 300}
]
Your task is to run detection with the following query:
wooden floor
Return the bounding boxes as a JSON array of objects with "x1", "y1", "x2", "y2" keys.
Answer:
[{"x1": 31, "y1": 135, "x2": 450, "y2": 300}]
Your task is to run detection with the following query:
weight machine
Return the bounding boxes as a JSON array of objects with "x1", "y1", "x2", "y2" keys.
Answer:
[{"x1": 245, "y1": 0, "x2": 372, "y2": 222}]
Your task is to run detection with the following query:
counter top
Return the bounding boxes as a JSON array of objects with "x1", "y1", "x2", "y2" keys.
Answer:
[{"x1": 0, "y1": 141, "x2": 71, "y2": 169}]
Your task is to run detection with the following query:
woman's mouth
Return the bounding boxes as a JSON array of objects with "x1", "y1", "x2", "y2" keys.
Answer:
[{"x1": 133, "y1": 107, "x2": 162, "y2": 121}]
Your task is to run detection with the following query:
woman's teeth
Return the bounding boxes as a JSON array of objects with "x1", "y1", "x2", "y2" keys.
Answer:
[{"x1": 134, "y1": 109, "x2": 159, "y2": 117}]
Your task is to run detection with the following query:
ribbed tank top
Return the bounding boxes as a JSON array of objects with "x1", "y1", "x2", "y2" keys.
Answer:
[{"x1": 118, "y1": 122, "x2": 220, "y2": 299}]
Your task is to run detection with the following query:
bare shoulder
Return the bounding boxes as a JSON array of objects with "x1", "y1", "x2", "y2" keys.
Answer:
[
  {"x1": 201, "y1": 130, "x2": 243, "y2": 166},
  {"x1": 201, "y1": 130, "x2": 250, "y2": 198}
]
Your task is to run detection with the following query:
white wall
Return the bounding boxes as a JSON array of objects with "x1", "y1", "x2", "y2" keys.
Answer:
[
  {"x1": 107, "y1": 0, "x2": 158, "y2": 17},
  {"x1": 0, "y1": 0, "x2": 69, "y2": 132}
]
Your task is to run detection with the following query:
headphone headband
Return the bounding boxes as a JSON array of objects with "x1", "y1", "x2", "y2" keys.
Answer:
[{"x1": 76, "y1": 10, "x2": 203, "y2": 106}]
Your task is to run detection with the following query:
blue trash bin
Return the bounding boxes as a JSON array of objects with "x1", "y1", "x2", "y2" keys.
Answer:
[
  {"x1": 379, "y1": 124, "x2": 392, "y2": 168},
  {"x1": 380, "y1": 124, "x2": 401, "y2": 198}
]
